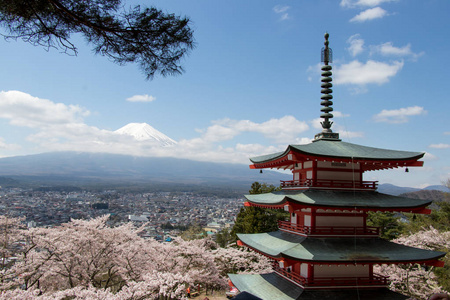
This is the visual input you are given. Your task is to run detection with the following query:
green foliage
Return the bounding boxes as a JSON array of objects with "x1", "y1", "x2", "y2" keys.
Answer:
[
  {"x1": 215, "y1": 227, "x2": 234, "y2": 248},
  {"x1": 367, "y1": 211, "x2": 404, "y2": 240},
  {"x1": 0, "y1": 0, "x2": 194, "y2": 79},
  {"x1": 231, "y1": 182, "x2": 288, "y2": 241},
  {"x1": 161, "y1": 222, "x2": 174, "y2": 230},
  {"x1": 398, "y1": 184, "x2": 450, "y2": 292},
  {"x1": 248, "y1": 182, "x2": 281, "y2": 194},
  {"x1": 403, "y1": 200, "x2": 450, "y2": 234},
  {"x1": 180, "y1": 224, "x2": 207, "y2": 241}
]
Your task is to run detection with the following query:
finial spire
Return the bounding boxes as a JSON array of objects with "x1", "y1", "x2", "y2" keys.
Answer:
[{"x1": 314, "y1": 33, "x2": 340, "y2": 142}]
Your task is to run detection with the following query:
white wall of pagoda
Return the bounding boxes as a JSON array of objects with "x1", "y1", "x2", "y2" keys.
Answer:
[
  {"x1": 316, "y1": 215, "x2": 364, "y2": 227},
  {"x1": 317, "y1": 161, "x2": 360, "y2": 170},
  {"x1": 292, "y1": 161, "x2": 364, "y2": 184},
  {"x1": 314, "y1": 264, "x2": 369, "y2": 278},
  {"x1": 291, "y1": 213, "x2": 297, "y2": 225},
  {"x1": 316, "y1": 161, "x2": 361, "y2": 181},
  {"x1": 300, "y1": 263, "x2": 308, "y2": 278}
]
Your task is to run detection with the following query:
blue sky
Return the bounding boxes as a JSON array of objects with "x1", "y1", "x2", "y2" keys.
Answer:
[{"x1": 0, "y1": 0, "x2": 448, "y2": 188}]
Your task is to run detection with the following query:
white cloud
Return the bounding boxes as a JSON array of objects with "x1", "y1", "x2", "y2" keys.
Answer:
[
  {"x1": 273, "y1": 5, "x2": 291, "y2": 21},
  {"x1": 211, "y1": 116, "x2": 309, "y2": 144},
  {"x1": 350, "y1": 7, "x2": 387, "y2": 22},
  {"x1": 347, "y1": 34, "x2": 365, "y2": 56},
  {"x1": 373, "y1": 106, "x2": 426, "y2": 123},
  {"x1": 0, "y1": 90, "x2": 312, "y2": 165},
  {"x1": 429, "y1": 144, "x2": 450, "y2": 149},
  {"x1": 424, "y1": 152, "x2": 438, "y2": 161},
  {"x1": 341, "y1": 0, "x2": 396, "y2": 8},
  {"x1": 445, "y1": 132, "x2": 450, "y2": 135},
  {"x1": 0, "y1": 138, "x2": 21, "y2": 151},
  {"x1": 370, "y1": 42, "x2": 424, "y2": 60},
  {"x1": 0, "y1": 90, "x2": 89, "y2": 128},
  {"x1": 337, "y1": 130, "x2": 364, "y2": 138},
  {"x1": 292, "y1": 137, "x2": 313, "y2": 145},
  {"x1": 126, "y1": 94, "x2": 156, "y2": 102},
  {"x1": 333, "y1": 111, "x2": 351, "y2": 118},
  {"x1": 334, "y1": 60, "x2": 403, "y2": 85}
]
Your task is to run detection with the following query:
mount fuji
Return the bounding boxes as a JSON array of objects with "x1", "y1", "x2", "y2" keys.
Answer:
[{"x1": 115, "y1": 123, "x2": 177, "y2": 146}]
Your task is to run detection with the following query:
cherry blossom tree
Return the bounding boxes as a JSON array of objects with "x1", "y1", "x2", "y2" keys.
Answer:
[
  {"x1": 213, "y1": 246, "x2": 272, "y2": 277},
  {"x1": 0, "y1": 216, "x2": 26, "y2": 290},
  {"x1": 375, "y1": 227, "x2": 450, "y2": 300},
  {"x1": 0, "y1": 215, "x2": 272, "y2": 299}
]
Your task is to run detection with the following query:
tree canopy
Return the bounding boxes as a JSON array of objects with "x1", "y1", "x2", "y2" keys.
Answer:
[
  {"x1": 231, "y1": 182, "x2": 287, "y2": 239},
  {"x1": 0, "y1": 215, "x2": 271, "y2": 299},
  {"x1": 0, "y1": 0, "x2": 194, "y2": 79}
]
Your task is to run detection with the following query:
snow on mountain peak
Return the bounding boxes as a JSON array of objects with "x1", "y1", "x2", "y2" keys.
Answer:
[{"x1": 115, "y1": 123, "x2": 177, "y2": 146}]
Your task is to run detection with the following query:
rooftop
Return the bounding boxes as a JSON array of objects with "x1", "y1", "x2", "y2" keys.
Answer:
[
  {"x1": 244, "y1": 189, "x2": 431, "y2": 212},
  {"x1": 250, "y1": 140, "x2": 424, "y2": 168},
  {"x1": 237, "y1": 230, "x2": 446, "y2": 264},
  {"x1": 229, "y1": 272, "x2": 409, "y2": 300}
]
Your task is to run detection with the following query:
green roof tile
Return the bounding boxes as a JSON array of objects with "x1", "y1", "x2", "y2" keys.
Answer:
[
  {"x1": 250, "y1": 140, "x2": 424, "y2": 163},
  {"x1": 229, "y1": 273, "x2": 409, "y2": 300},
  {"x1": 229, "y1": 273, "x2": 304, "y2": 300},
  {"x1": 238, "y1": 231, "x2": 446, "y2": 263},
  {"x1": 244, "y1": 190, "x2": 431, "y2": 209}
]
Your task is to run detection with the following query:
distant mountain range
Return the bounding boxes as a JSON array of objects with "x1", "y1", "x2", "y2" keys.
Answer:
[
  {"x1": 377, "y1": 183, "x2": 449, "y2": 196},
  {"x1": 0, "y1": 151, "x2": 446, "y2": 195},
  {"x1": 0, "y1": 152, "x2": 289, "y2": 191}
]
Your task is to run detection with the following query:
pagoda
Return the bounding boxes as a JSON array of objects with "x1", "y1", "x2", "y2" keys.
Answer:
[{"x1": 228, "y1": 34, "x2": 446, "y2": 300}]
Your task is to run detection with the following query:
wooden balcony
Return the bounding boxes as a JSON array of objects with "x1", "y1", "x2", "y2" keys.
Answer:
[
  {"x1": 280, "y1": 179, "x2": 378, "y2": 190},
  {"x1": 273, "y1": 264, "x2": 388, "y2": 289},
  {"x1": 278, "y1": 220, "x2": 380, "y2": 236}
]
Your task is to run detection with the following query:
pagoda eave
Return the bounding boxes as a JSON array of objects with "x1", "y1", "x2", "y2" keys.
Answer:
[
  {"x1": 237, "y1": 231, "x2": 446, "y2": 266},
  {"x1": 280, "y1": 254, "x2": 446, "y2": 267},
  {"x1": 245, "y1": 199, "x2": 431, "y2": 214},
  {"x1": 244, "y1": 190, "x2": 432, "y2": 214},
  {"x1": 238, "y1": 238, "x2": 445, "y2": 267},
  {"x1": 250, "y1": 154, "x2": 424, "y2": 171},
  {"x1": 229, "y1": 273, "x2": 410, "y2": 300},
  {"x1": 249, "y1": 141, "x2": 425, "y2": 171}
]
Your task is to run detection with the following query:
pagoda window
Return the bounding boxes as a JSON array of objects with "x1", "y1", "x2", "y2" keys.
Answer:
[
  {"x1": 304, "y1": 215, "x2": 311, "y2": 227},
  {"x1": 291, "y1": 213, "x2": 297, "y2": 225},
  {"x1": 300, "y1": 263, "x2": 309, "y2": 278}
]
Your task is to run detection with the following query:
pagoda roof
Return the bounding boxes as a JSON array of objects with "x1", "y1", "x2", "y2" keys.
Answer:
[
  {"x1": 229, "y1": 272, "x2": 304, "y2": 300},
  {"x1": 245, "y1": 189, "x2": 431, "y2": 212},
  {"x1": 229, "y1": 272, "x2": 408, "y2": 300},
  {"x1": 250, "y1": 140, "x2": 424, "y2": 170},
  {"x1": 237, "y1": 231, "x2": 446, "y2": 264}
]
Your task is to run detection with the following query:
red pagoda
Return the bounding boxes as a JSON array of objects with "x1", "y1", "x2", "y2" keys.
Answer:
[{"x1": 228, "y1": 34, "x2": 446, "y2": 300}]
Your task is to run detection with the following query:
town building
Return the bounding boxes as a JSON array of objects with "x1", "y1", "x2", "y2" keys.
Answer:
[{"x1": 228, "y1": 33, "x2": 446, "y2": 300}]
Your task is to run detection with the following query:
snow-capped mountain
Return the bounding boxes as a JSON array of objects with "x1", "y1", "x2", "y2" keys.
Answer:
[{"x1": 115, "y1": 123, "x2": 177, "y2": 146}]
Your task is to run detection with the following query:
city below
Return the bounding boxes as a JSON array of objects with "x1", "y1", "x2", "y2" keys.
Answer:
[{"x1": 0, "y1": 187, "x2": 243, "y2": 241}]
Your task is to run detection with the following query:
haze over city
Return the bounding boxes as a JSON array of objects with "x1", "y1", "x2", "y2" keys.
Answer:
[{"x1": 0, "y1": 0, "x2": 448, "y2": 188}]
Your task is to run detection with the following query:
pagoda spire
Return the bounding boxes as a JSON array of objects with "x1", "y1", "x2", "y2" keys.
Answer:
[{"x1": 314, "y1": 33, "x2": 340, "y2": 141}]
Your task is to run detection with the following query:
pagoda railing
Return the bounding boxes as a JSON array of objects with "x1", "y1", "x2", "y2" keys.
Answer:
[
  {"x1": 280, "y1": 179, "x2": 378, "y2": 190},
  {"x1": 278, "y1": 220, "x2": 380, "y2": 236},
  {"x1": 273, "y1": 264, "x2": 388, "y2": 288}
]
